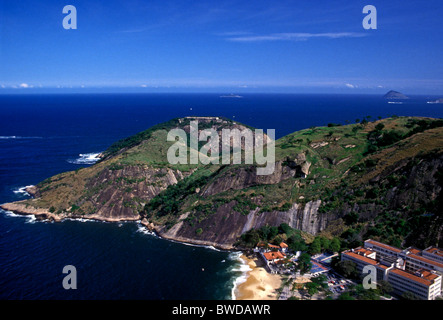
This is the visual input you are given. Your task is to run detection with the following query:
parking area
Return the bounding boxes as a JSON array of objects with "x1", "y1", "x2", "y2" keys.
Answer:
[{"x1": 325, "y1": 272, "x2": 354, "y2": 295}]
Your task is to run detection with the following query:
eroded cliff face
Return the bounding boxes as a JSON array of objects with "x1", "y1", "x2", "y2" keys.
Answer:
[
  {"x1": 81, "y1": 165, "x2": 190, "y2": 221},
  {"x1": 156, "y1": 200, "x2": 333, "y2": 249},
  {"x1": 154, "y1": 152, "x2": 443, "y2": 249},
  {"x1": 201, "y1": 161, "x2": 298, "y2": 197}
]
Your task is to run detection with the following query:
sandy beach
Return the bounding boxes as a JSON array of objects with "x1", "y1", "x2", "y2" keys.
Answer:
[{"x1": 235, "y1": 254, "x2": 282, "y2": 300}]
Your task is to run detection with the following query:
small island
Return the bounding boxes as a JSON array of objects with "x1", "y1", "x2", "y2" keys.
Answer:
[
  {"x1": 220, "y1": 94, "x2": 243, "y2": 99},
  {"x1": 383, "y1": 90, "x2": 409, "y2": 100}
]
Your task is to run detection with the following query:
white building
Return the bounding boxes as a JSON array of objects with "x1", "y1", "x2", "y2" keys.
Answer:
[
  {"x1": 388, "y1": 268, "x2": 441, "y2": 300},
  {"x1": 340, "y1": 241, "x2": 443, "y2": 300}
]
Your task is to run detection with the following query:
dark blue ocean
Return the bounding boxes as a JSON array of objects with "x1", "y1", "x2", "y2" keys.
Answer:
[{"x1": 0, "y1": 93, "x2": 442, "y2": 300}]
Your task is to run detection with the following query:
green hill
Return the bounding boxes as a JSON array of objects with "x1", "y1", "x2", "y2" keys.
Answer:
[{"x1": 2, "y1": 116, "x2": 442, "y2": 250}]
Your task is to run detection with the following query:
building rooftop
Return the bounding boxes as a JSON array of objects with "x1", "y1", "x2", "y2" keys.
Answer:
[
  {"x1": 280, "y1": 242, "x2": 288, "y2": 248},
  {"x1": 381, "y1": 256, "x2": 399, "y2": 264},
  {"x1": 390, "y1": 268, "x2": 437, "y2": 287},
  {"x1": 365, "y1": 239, "x2": 402, "y2": 253},
  {"x1": 343, "y1": 251, "x2": 378, "y2": 265},
  {"x1": 354, "y1": 247, "x2": 376, "y2": 256},
  {"x1": 407, "y1": 248, "x2": 422, "y2": 255},
  {"x1": 424, "y1": 247, "x2": 443, "y2": 257},
  {"x1": 416, "y1": 268, "x2": 439, "y2": 281},
  {"x1": 409, "y1": 254, "x2": 443, "y2": 269},
  {"x1": 263, "y1": 251, "x2": 286, "y2": 261}
]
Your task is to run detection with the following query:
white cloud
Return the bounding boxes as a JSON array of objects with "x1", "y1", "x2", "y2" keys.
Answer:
[
  {"x1": 140, "y1": 84, "x2": 148, "y2": 88},
  {"x1": 345, "y1": 83, "x2": 356, "y2": 89},
  {"x1": 227, "y1": 32, "x2": 367, "y2": 42},
  {"x1": 19, "y1": 83, "x2": 33, "y2": 88}
]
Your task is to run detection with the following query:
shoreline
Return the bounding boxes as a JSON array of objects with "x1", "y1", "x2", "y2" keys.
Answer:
[
  {"x1": 235, "y1": 253, "x2": 282, "y2": 300},
  {"x1": 0, "y1": 201, "x2": 235, "y2": 250}
]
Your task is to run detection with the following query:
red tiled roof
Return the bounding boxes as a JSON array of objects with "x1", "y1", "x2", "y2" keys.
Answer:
[
  {"x1": 354, "y1": 247, "x2": 375, "y2": 256},
  {"x1": 343, "y1": 251, "x2": 377, "y2": 265},
  {"x1": 390, "y1": 268, "x2": 434, "y2": 287},
  {"x1": 408, "y1": 248, "x2": 421, "y2": 255},
  {"x1": 417, "y1": 269, "x2": 439, "y2": 281},
  {"x1": 365, "y1": 240, "x2": 401, "y2": 253},
  {"x1": 263, "y1": 251, "x2": 286, "y2": 261},
  {"x1": 424, "y1": 247, "x2": 443, "y2": 257},
  {"x1": 408, "y1": 254, "x2": 443, "y2": 269},
  {"x1": 280, "y1": 242, "x2": 288, "y2": 248},
  {"x1": 256, "y1": 242, "x2": 267, "y2": 247},
  {"x1": 268, "y1": 244, "x2": 280, "y2": 249}
]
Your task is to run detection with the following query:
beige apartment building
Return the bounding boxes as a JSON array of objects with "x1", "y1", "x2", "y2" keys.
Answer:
[{"x1": 341, "y1": 239, "x2": 442, "y2": 300}]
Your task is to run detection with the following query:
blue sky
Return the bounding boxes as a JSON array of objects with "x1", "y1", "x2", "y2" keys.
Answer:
[{"x1": 1, "y1": 0, "x2": 442, "y2": 94}]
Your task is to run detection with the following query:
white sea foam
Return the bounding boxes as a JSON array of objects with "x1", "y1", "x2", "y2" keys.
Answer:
[
  {"x1": 1, "y1": 209, "x2": 20, "y2": 218},
  {"x1": 229, "y1": 251, "x2": 252, "y2": 300},
  {"x1": 12, "y1": 185, "x2": 34, "y2": 197},
  {"x1": 1, "y1": 208, "x2": 36, "y2": 223},
  {"x1": 135, "y1": 223, "x2": 157, "y2": 237},
  {"x1": 67, "y1": 152, "x2": 101, "y2": 165},
  {"x1": 65, "y1": 218, "x2": 90, "y2": 223},
  {"x1": 1, "y1": 209, "x2": 39, "y2": 224},
  {"x1": 179, "y1": 241, "x2": 222, "y2": 252},
  {"x1": 24, "y1": 215, "x2": 37, "y2": 224}
]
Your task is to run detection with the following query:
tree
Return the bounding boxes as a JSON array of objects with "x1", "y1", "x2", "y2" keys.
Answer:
[
  {"x1": 343, "y1": 212, "x2": 359, "y2": 225},
  {"x1": 353, "y1": 284, "x2": 380, "y2": 300},
  {"x1": 274, "y1": 235, "x2": 283, "y2": 245},
  {"x1": 241, "y1": 229, "x2": 261, "y2": 247},
  {"x1": 320, "y1": 237, "x2": 330, "y2": 252},
  {"x1": 311, "y1": 275, "x2": 328, "y2": 290},
  {"x1": 259, "y1": 225, "x2": 271, "y2": 240},
  {"x1": 330, "y1": 237, "x2": 341, "y2": 253},
  {"x1": 278, "y1": 223, "x2": 292, "y2": 235},
  {"x1": 269, "y1": 226, "x2": 279, "y2": 240},
  {"x1": 336, "y1": 260, "x2": 359, "y2": 279},
  {"x1": 375, "y1": 123, "x2": 385, "y2": 131},
  {"x1": 377, "y1": 280, "x2": 393, "y2": 295},
  {"x1": 297, "y1": 253, "x2": 312, "y2": 274},
  {"x1": 290, "y1": 240, "x2": 308, "y2": 252},
  {"x1": 305, "y1": 282, "x2": 319, "y2": 296},
  {"x1": 338, "y1": 292, "x2": 355, "y2": 300},
  {"x1": 401, "y1": 291, "x2": 419, "y2": 300},
  {"x1": 309, "y1": 238, "x2": 322, "y2": 255}
]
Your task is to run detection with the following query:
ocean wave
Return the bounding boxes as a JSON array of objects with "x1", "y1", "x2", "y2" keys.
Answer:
[
  {"x1": 135, "y1": 223, "x2": 157, "y2": 237},
  {"x1": 1, "y1": 209, "x2": 21, "y2": 218},
  {"x1": 65, "y1": 218, "x2": 93, "y2": 223},
  {"x1": 0, "y1": 136, "x2": 43, "y2": 140},
  {"x1": 24, "y1": 215, "x2": 37, "y2": 224},
  {"x1": 1, "y1": 209, "x2": 38, "y2": 224},
  {"x1": 228, "y1": 251, "x2": 252, "y2": 300},
  {"x1": 12, "y1": 185, "x2": 34, "y2": 197},
  {"x1": 67, "y1": 152, "x2": 101, "y2": 165},
  {"x1": 178, "y1": 241, "x2": 222, "y2": 252}
]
